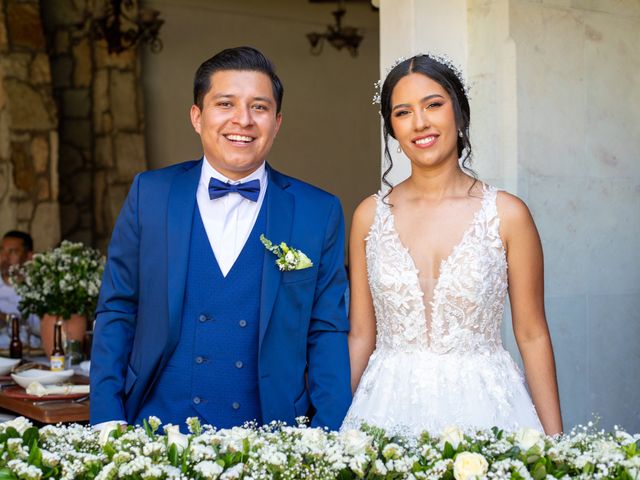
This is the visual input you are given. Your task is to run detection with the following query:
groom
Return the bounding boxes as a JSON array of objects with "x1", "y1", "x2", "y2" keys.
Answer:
[{"x1": 90, "y1": 46, "x2": 352, "y2": 430}]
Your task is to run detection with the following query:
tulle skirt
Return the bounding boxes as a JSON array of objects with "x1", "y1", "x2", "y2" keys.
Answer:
[{"x1": 341, "y1": 347, "x2": 543, "y2": 437}]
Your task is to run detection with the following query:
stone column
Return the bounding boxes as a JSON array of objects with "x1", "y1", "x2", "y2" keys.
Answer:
[
  {"x1": 41, "y1": 0, "x2": 147, "y2": 252},
  {"x1": 0, "y1": 0, "x2": 60, "y2": 250}
]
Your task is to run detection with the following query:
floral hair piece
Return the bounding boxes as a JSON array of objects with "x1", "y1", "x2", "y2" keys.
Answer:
[{"x1": 372, "y1": 53, "x2": 469, "y2": 105}]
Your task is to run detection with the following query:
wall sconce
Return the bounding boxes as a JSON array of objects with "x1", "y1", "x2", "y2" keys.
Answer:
[
  {"x1": 307, "y1": 0, "x2": 364, "y2": 57},
  {"x1": 89, "y1": 0, "x2": 164, "y2": 54}
]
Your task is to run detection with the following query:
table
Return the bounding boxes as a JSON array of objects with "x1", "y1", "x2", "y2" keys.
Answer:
[{"x1": 0, "y1": 374, "x2": 89, "y2": 424}]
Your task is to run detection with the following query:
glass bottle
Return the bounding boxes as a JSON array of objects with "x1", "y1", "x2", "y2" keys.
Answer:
[
  {"x1": 9, "y1": 314, "x2": 22, "y2": 359},
  {"x1": 50, "y1": 322, "x2": 65, "y2": 371}
]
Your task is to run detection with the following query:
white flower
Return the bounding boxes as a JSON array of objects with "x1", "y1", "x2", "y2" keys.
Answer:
[
  {"x1": 148, "y1": 416, "x2": 161, "y2": 432},
  {"x1": 382, "y1": 442, "x2": 404, "y2": 459},
  {"x1": 97, "y1": 421, "x2": 120, "y2": 446},
  {"x1": 164, "y1": 424, "x2": 189, "y2": 451},
  {"x1": 341, "y1": 429, "x2": 372, "y2": 456},
  {"x1": 194, "y1": 460, "x2": 224, "y2": 479},
  {"x1": 453, "y1": 452, "x2": 489, "y2": 480},
  {"x1": 440, "y1": 425, "x2": 465, "y2": 449},
  {"x1": 372, "y1": 459, "x2": 388, "y2": 475},
  {"x1": 220, "y1": 463, "x2": 245, "y2": 480},
  {"x1": 514, "y1": 427, "x2": 544, "y2": 451},
  {"x1": 4, "y1": 416, "x2": 33, "y2": 435}
]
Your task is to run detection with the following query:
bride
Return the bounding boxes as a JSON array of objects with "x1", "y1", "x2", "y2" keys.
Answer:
[{"x1": 342, "y1": 54, "x2": 563, "y2": 436}]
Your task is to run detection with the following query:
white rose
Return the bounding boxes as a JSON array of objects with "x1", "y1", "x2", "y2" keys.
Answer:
[
  {"x1": 341, "y1": 429, "x2": 372, "y2": 456},
  {"x1": 165, "y1": 424, "x2": 189, "y2": 451},
  {"x1": 453, "y1": 452, "x2": 488, "y2": 480},
  {"x1": 97, "y1": 421, "x2": 121, "y2": 446},
  {"x1": 514, "y1": 427, "x2": 544, "y2": 451},
  {"x1": 440, "y1": 426, "x2": 465, "y2": 449}
]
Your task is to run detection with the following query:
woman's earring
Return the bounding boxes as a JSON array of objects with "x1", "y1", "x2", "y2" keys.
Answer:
[
  {"x1": 397, "y1": 144, "x2": 402, "y2": 154},
  {"x1": 458, "y1": 130, "x2": 463, "y2": 138}
]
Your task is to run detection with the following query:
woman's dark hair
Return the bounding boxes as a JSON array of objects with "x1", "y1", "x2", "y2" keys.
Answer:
[
  {"x1": 380, "y1": 55, "x2": 474, "y2": 196},
  {"x1": 193, "y1": 46, "x2": 284, "y2": 113}
]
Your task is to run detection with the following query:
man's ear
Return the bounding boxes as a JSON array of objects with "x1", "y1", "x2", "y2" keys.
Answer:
[
  {"x1": 190, "y1": 104, "x2": 202, "y2": 135},
  {"x1": 26, "y1": 251, "x2": 33, "y2": 261}
]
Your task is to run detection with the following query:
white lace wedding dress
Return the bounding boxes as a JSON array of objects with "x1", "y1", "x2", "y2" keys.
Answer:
[{"x1": 342, "y1": 185, "x2": 543, "y2": 436}]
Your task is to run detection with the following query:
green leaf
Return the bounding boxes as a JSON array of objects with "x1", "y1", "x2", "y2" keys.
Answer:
[
  {"x1": 103, "y1": 443, "x2": 116, "y2": 460},
  {"x1": 532, "y1": 463, "x2": 547, "y2": 480},
  {"x1": 27, "y1": 440, "x2": 42, "y2": 468},
  {"x1": 0, "y1": 468, "x2": 17, "y2": 480},
  {"x1": 3, "y1": 427, "x2": 19, "y2": 439},
  {"x1": 21, "y1": 427, "x2": 39, "y2": 447},
  {"x1": 143, "y1": 418, "x2": 153, "y2": 438},
  {"x1": 443, "y1": 442, "x2": 455, "y2": 459},
  {"x1": 168, "y1": 443, "x2": 179, "y2": 467}
]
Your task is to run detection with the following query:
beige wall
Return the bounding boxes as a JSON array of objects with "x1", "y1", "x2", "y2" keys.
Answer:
[{"x1": 140, "y1": 0, "x2": 381, "y2": 237}]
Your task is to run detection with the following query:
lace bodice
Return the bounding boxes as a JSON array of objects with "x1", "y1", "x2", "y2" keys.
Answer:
[{"x1": 366, "y1": 185, "x2": 508, "y2": 354}]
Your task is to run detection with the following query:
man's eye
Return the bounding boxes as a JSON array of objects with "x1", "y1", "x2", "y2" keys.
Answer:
[
  {"x1": 252, "y1": 104, "x2": 267, "y2": 111},
  {"x1": 217, "y1": 102, "x2": 232, "y2": 107}
]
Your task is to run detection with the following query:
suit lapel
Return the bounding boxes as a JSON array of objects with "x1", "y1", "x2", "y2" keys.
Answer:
[
  {"x1": 166, "y1": 159, "x2": 201, "y2": 348},
  {"x1": 259, "y1": 165, "x2": 293, "y2": 346}
]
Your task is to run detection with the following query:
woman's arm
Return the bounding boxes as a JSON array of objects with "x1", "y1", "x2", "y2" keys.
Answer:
[
  {"x1": 498, "y1": 192, "x2": 563, "y2": 435},
  {"x1": 347, "y1": 196, "x2": 378, "y2": 393}
]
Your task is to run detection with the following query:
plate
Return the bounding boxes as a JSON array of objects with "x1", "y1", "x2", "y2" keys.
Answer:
[
  {"x1": 0, "y1": 357, "x2": 21, "y2": 376},
  {"x1": 2, "y1": 385, "x2": 88, "y2": 401},
  {"x1": 11, "y1": 369, "x2": 75, "y2": 389}
]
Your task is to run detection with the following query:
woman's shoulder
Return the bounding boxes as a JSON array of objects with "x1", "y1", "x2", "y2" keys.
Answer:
[
  {"x1": 494, "y1": 189, "x2": 536, "y2": 230},
  {"x1": 351, "y1": 195, "x2": 380, "y2": 238}
]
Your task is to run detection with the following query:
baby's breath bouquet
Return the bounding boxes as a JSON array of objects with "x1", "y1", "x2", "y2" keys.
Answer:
[{"x1": 10, "y1": 240, "x2": 105, "y2": 319}]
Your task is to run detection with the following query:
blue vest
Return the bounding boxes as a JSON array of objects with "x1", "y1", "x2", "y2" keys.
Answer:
[{"x1": 136, "y1": 202, "x2": 266, "y2": 428}]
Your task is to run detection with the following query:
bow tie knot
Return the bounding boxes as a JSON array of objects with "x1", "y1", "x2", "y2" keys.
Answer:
[{"x1": 208, "y1": 177, "x2": 261, "y2": 202}]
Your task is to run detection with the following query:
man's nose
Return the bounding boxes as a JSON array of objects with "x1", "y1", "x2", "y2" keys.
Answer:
[{"x1": 233, "y1": 106, "x2": 253, "y2": 127}]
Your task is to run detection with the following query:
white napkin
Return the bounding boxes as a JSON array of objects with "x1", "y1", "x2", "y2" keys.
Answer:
[{"x1": 25, "y1": 381, "x2": 90, "y2": 397}]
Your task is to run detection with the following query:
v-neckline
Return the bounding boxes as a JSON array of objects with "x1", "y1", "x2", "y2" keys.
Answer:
[{"x1": 381, "y1": 184, "x2": 489, "y2": 315}]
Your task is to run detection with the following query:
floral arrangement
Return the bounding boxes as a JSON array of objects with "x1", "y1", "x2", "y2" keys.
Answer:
[
  {"x1": 260, "y1": 235, "x2": 313, "y2": 272},
  {"x1": 0, "y1": 416, "x2": 638, "y2": 480},
  {"x1": 10, "y1": 240, "x2": 105, "y2": 319}
]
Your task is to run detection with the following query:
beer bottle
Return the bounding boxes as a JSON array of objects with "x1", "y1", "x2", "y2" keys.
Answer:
[
  {"x1": 9, "y1": 315, "x2": 22, "y2": 359},
  {"x1": 50, "y1": 323, "x2": 65, "y2": 371}
]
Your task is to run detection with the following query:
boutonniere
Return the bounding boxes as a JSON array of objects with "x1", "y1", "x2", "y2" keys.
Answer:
[{"x1": 260, "y1": 235, "x2": 313, "y2": 272}]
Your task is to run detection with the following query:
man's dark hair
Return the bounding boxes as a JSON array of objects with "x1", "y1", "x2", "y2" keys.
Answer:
[
  {"x1": 3, "y1": 230, "x2": 33, "y2": 252},
  {"x1": 193, "y1": 46, "x2": 284, "y2": 113}
]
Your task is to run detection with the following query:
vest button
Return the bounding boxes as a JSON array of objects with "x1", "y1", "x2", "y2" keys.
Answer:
[
  {"x1": 198, "y1": 314, "x2": 208, "y2": 323},
  {"x1": 235, "y1": 361, "x2": 243, "y2": 369},
  {"x1": 193, "y1": 396, "x2": 201, "y2": 405},
  {"x1": 238, "y1": 319, "x2": 247, "y2": 327},
  {"x1": 195, "y1": 356, "x2": 205, "y2": 364},
  {"x1": 232, "y1": 402, "x2": 240, "y2": 410}
]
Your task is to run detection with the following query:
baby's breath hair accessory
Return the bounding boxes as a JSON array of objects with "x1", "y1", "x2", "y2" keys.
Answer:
[{"x1": 372, "y1": 53, "x2": 470, "y2": 105}]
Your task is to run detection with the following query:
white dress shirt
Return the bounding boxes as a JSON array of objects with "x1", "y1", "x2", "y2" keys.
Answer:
[
  {"x1": 196, "y1": 158, "x2": 268, "y2": 277},
  {"x1": 0, "y1": 279, "x2": 40, "y2": 348}
]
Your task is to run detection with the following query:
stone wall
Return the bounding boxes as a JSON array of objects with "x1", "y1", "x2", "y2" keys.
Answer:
[
  {"x1": 0, "y1": 0, "x2": 60, "y2": 251},
  {"x1": 41, "y1": 0, "x2": 147, "y2": 252}
]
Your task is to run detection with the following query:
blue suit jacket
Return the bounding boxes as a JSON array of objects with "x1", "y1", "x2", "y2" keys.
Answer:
[{"x1": 90, "y1": 160, "x2": 352, "y2": 430}]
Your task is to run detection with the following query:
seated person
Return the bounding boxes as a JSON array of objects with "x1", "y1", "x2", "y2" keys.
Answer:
[{"x1": 0, "y1": 231, "x2": 40, "y2": 349}]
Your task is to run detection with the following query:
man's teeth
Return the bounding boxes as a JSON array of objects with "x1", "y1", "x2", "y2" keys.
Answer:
[
  {"x1": 415, "y1": 136, "x2": 435, "y2": 145},
  {"x1": 226, "y1": 134, "x2": 254, "y2": 142}
]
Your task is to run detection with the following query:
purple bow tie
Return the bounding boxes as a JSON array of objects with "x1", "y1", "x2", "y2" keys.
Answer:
[{"x1": 208, "y1": 177, "x2": 261, "y2": 202}]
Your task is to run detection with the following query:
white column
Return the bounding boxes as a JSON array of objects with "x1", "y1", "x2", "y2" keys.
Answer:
[{"x1": 378, "y1": 0, "x2": 468, "y2": 185}]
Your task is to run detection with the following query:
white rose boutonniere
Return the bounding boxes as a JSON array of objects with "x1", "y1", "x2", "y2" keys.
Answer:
[
  {"x1": 453, "y1": 452, "x2": 489, "y2": 480},
  {"x1": 260, "y1": 235, "x2": 313, "y2": 271}
]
